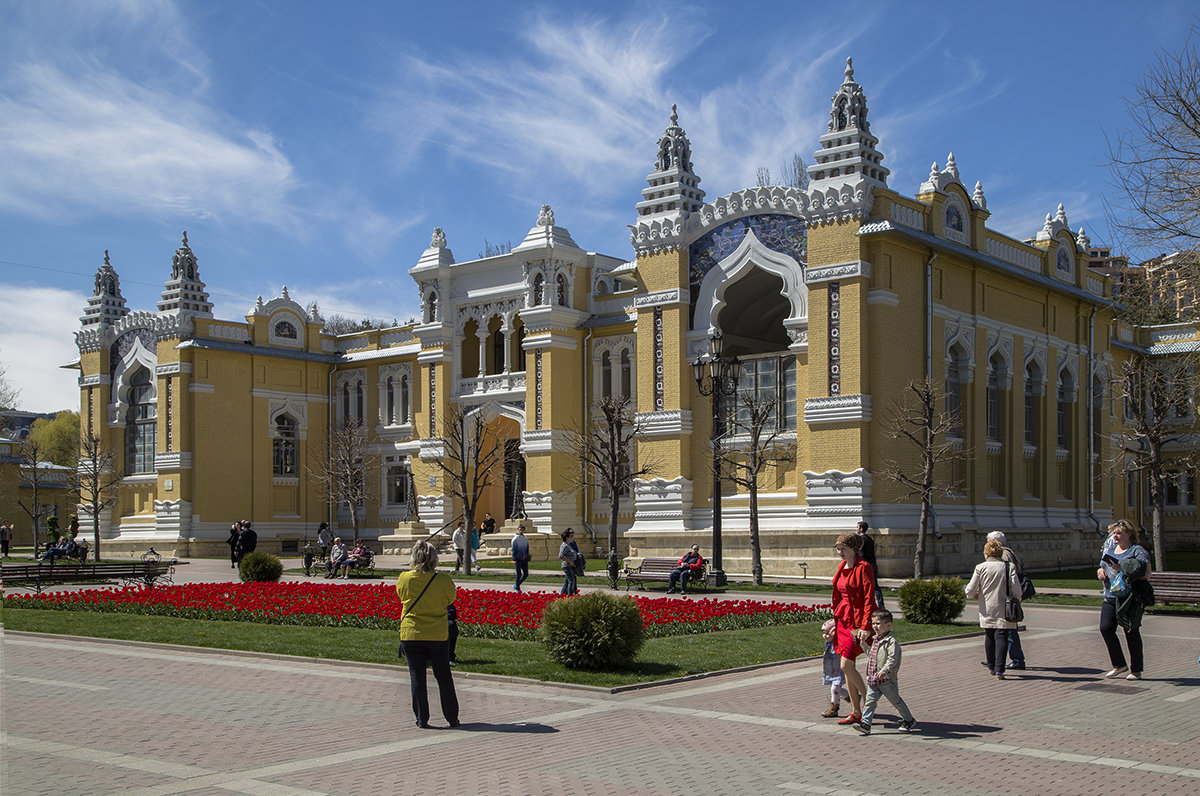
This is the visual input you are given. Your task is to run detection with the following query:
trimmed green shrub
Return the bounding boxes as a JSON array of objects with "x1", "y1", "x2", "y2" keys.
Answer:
[
  {"x1": 539, "y1": 591, "x2": 644, "y2": 670},
  {"x1": 897, "y1": 576, "x2": 967, "y2": 624},
  {"x1": 239, "y1": 551, "x2": 283, "y2": 583}
]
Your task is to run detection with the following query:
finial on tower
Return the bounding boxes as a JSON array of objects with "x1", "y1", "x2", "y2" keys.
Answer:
[
  {"x1": 845, "y1": 57, "x2": 854, "y2": 81},
  {"x1": 670, "y1": 103, "x2": 678, "y2": 125}
]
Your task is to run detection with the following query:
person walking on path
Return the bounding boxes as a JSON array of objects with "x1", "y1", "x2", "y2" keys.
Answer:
[
  {"x1": 820, "y1": 618, "x2": 851, "y2": 718},
  {"x1": 856, "y1": 521, "x2": 884, "y2": 609},
  {"x1": 0, "y1": 520, "x2": 12, "y2": 557},
  {"x1": 1097, "y1": 519, "x2": 1152, "y2": 680},
  {"x1": 469, "y1": 524, "x2": 482, "y2": 572},
  {"x1": 396, "y1": 540, "x2": 460, "y2": 729},
  {"x1": 511, "y1": 524, "x2": 530, "y2": 592},
  {"x1": 966, "y1": 538, "x2": 1022, "y2": 679},
  {"x1": 852, "y1": 609, "x2": 916, "y2": 736},
  {"x1": 236, "y1": 521, "x2": 257, "y2": 563},
  {"x1": 831, "y1": 532, "x2": 877, "y2": 727},
  {"x1": 316, "y1": 522, "x2": 332, "y2": 562},
  {"x1": 986, "y1": 531, "x2": 1027, "y2": 670},
  {"x1": 226, "y1": 523, "x2": 241, "y2": 569},
  {"x1": 451, "y1": 522, "x2": 466, "y2": 573},
  {"x1": 558, "y1": 528, "x2": 580, "y2": 595},
  {"x1": 666, "y1": 544, "x2": 704, "y2": 594}
]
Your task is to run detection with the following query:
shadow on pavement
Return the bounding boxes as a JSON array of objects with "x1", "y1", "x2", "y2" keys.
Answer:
[
  {"x1": 449, "y1": 722, "x2": 558, "y2": 733},
  {"x1": 899, "y1": 721, "x2": 1001, "y2": 739}
]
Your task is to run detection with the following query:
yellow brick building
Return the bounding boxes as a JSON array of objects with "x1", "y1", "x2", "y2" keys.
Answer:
[{"x1": 71, "y1": 60, "x2": 1197, "y2": 572}]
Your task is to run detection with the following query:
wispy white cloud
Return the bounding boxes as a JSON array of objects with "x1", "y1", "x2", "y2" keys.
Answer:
[
  {"x1": 0, "y1": 62, "x2": 297, "y2": 226},
  {"x1": 0, "y1": 285, "x2": 87, "y2": 412}
]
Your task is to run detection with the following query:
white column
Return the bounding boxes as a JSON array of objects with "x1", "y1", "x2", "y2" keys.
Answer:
[
  {"x1": 503, "y1": 325, "x2": 513, "y2": 374},
  {"x1": 477, "y1": 334, "x2": 487, "y2": 378}
]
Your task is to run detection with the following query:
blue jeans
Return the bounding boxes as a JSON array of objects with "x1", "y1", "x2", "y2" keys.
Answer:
[
  {"x1": 861, "y1": 679, "x2": 914, "y2": 725},
  {"x1": 561, "y1": 564, "x2": 577, "y2": 594},
  {"x1": 514, "y1": 560, "x2": 529, "y2": 590},
  {"x1": 984, "y1": 628, "x2": 1010, "y2": 674},
  {"x1": 667, "y1": 567, "x2": 693, "y2": 591},
  {"x1": 1007, "y1": 627, "x2": 1025, "y2": 665},
  {"x1": 400, "y1": 640, "x2": 459, "y2": 725}
]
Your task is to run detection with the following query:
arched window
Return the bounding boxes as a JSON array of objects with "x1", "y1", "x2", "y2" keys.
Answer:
[
  {"x1": 386, "y1": 377, "x2": 395, "y2": 424},
  {"x1": 986, "y1": 352, "x2": 1006, "y2": 443},
  {"x1": 601, "y1": 351, "x2": 613, "y2": 398},
  {"x1": 425, "y1": 291, "x2": 438, "y2": 323},
  {"x1": 620, "y1": 349, "x2": 633, "y2": 402},
  {"x1": 532, "y1": 274, "x2": 545, "y2": 305},
  {"x1": 946, "y1": 344, "x2": 968, "y2": 438},
  {"x1": 355, "y1": 380, "x2": 364, "y2": 425},
  {"x1": 125, "y1": 367, "x2": 156, "y2": 475},
  {"x1": 342, "y1": 383, "x2": 350, "y2": 422},
  {"x1": 556, "y1": 273, "x2": 568, "y2": 306},
  {"x1": 273, "y1": 415, "x2": 297, "y2": 476},
  {"x1": 1024, "y1": 362, "x2": 1041, "y2": 445},
  {"x1": 1057, "y1": 367, "x2": 1074, "y2": 449},
  {"x1": 491, "y1": 327, "x2": 505, "y2": 375},
  {"x1": 400, "y1": 375, "x2": 410, "y2": 423}
]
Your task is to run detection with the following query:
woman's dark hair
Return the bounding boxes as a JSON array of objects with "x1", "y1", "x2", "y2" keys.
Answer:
[{"x1": 561, "y1": 528, "x2": 574, "y2": 542}]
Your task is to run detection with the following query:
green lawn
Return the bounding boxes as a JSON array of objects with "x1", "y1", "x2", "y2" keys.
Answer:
[{"x1": 0, "y1": 606, "x2": 973, "y2": 688}]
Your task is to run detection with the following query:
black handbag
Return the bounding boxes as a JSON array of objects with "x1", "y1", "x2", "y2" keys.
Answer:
[
  {"x1": 1003, "y1": 561, "x2": 1024, "y2": 623},
  {"x1": 1018, "y1": 570, "x2": 1036, "y2": 600}
]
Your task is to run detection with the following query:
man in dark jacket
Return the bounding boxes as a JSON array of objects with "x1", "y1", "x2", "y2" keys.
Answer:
[
  {"x1": 666, "y1": 545, "x2": 704, "y2": 594},
  {"x1": 857, "y1": 521, "x2": 884, "y2": 609},
  {"x1": 237, "y1": 521, "x2": 258, "y2": 561}
]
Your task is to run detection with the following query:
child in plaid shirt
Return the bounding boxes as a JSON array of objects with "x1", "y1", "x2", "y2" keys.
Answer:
[{"x1": 852, "y1": 609, "x2": 916, "y2": 735}]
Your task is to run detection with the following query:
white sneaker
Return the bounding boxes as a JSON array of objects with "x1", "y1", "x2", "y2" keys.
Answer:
[
  {"x1": 1126, "y1": 672, "x2": 1142, "y2": 681},
  {"x1": 1103, "y1": 666, "x2": 1129, "y2": 678}
]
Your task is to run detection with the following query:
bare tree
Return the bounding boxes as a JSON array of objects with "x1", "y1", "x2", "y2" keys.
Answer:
[
  {"x1": 571, "y1": 396, "x2": 658, "y2": 583},
  {"x1": 714, "y1": 395, "x2": 794, "y2": 585},
  {"x1": 755, "y1": 154, "x2": 809, "y2": 190},
  {"x1": 1108, "y1": 354, "x2": 1198, "y2": 571},
  {"x1": 429, "y1": 406, "x2": 504, "y2": 574},
  {"x1": 0, "y1": 358, "x2": 19, "y2": 434},
  {"x1": 308, "y1": 419, "x2": 378, "y2": 538},
  {"x1": 70, "y1": 432, "x2": 123, "y2": 561},
  {"x1": 1107, "y1": 32, "x2": 1200, "y2": 257},
  {"x1": 879, "y1": 378, "x2": 968, "y2": 579},
  {"x1": 478, "y1": 239, "x2": 513, "y2": 258},
  {"x1": 16, "y1": 440, "x2": 51, "y2": 551}
]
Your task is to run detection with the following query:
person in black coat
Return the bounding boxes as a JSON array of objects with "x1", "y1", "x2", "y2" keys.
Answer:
[
  {"x1": 857, "y1": 521, "x2": 884, "y2": 609},
  {"x1": 227, "y1": 523, "x2": 241, "y2": 569},
  {"x1": 236, "y1": 521, "x2": 258, "y2": 563}
]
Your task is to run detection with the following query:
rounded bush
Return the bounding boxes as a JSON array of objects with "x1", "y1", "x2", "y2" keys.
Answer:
[
  {"x1": 539, "y1": 592, "x2": 644, "y2": 670},
  {"x1": 239, "y1": 551, "x2": 283, "y2": 583},
  {"x1": 897, "y1": 576, "x2": 967, "y2": 624}
]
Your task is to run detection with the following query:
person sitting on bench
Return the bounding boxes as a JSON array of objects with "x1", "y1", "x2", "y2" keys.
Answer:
[
  {"x1": 666, "y1": 544, "x2": 704, "y2": 594},
  {"x1": 39, "y1": 531, "x2": 80, "y2": 565}
]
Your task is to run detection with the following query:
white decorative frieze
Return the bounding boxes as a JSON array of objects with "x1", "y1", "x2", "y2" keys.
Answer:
[
  {"x1": 418, "y1": 438, "x2": 447, "y2": 459},
  {"x1": 630, "y1": 476, "x2": 693, "y2": 531},
  {"x1": 804, "y1": 394, "x2": 872, "y2": 424},
  {"x1": 806, "y1": 260, "x2": 872, "y2": 284},
  {"x1": 155, "y1": 452, "x2": 193, "y2": 470},
  {"x1": 380, "y1": 329, "x2": 416, "y2": 347},
  {"x1": 634, "y1": 410, "x2": 693, "y2": 436},
  {"x1": 79, "y1": 374, "x2": 110, "y2": 387},
  {"x1": 189, "y1": 383, "x2": 215, "y2": 393},
  {"x1": 521, "y1": 428, "x2": 573, "y2": 453},
  {"x1": 866, "y1": 289, "x2": 899, "y2": 307},
  {"x1": 633, "y1": 289, "x2": 686, "y2": 308},
  {"x1": 153, "y1": 498, "x2": 192, "y2": 534},
  {"x1": 985, "y1": 236, "x2": 1042, "y2": 273},
  {"x1": 803, "y1": 468, "x2": 872, "y2": 516},
  {"x1": 209, "y1": 324, "x2": 251, "y2": 342},
  {"x1": 890, "y1": 203, "x2": 924, "y2": 230},
  {"x1": 1086, "y1": 277, "x2": 1105, "y2": 296},
  {"x1": 155, "y1": 362, "x2": 192, "y2": 376}
]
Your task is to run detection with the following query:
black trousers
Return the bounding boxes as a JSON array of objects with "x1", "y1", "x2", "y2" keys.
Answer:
[
  {"x1": 400, "y1": 640, "x2": 459, "y2": 725},
  {"x1": 1099, "y1": 598, "x2": 1144, "y2": 672},
  {"x1": 984, "y1": 628, "x2": 1010, "y2": 674}
]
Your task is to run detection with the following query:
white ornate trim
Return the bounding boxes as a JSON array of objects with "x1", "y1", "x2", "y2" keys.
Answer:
[
  {"x1": 805, "y1": 260, "x2": 872, "y2": 284},
  {"x1": 804, "y1": 394, "x2": 872, "y2": 424},
  {"x1": 155, "y1": 362, "x2": 192, "y2": 376},
  {"x1": 521, "y1": 428, "x2": 573, "y2": 453},
  {"x1": 890, "y1": 202, "x2": 924, "y2": 230},
  {"x1": 633, "y1": 289, "x2": 686, "y2": 308},
  {"x1": 209, "y1": 324, "x2": 251, "y2": 342},
  {"x1": 79, "y1": 374, "x2": 110, "y2": 387},
  {"x1": 189, "y1": 383, "x2": 215, "y2": 393},
  {"x1": 1023, "y1": 444, "x2": 1038, "y2": 459},
  {"x1": 418, "y1": 438, "x2": 447, "y2": 459},
  {"x1": 634, "y1": 410, "x2": 693, "y2": 436},
  {"x1": 154, "y1": 452, "x2": 192, "y2": 469},
  {"x1": 803, "y1": 468, "x2": 872, "y2": 516},
  {"x1": 984, "y1": 235, "x2": 1042, "y2": 273},
  {"x1": 692, "y1": 230, "x2": 808, "y2": 344},
  {"x1": 985, "y1": 440, "x2": 1002, "y2": 456},
  {"x1": 630, "y1": 476, "x2": 693, "y2": 531},
  {"x1": 521, "y1": 331, "x2": 578, "y2": 350}
]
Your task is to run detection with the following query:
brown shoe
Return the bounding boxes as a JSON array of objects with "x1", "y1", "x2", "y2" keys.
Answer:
[{"x1": 821, "y1": 701, "x2": 840, "y2": 718}]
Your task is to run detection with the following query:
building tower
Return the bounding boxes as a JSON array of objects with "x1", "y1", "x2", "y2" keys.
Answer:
[
  {"x1": 157, "y1": 231, "x2": 214, "y2": 318},
  {"x1": 807, "y1": 57, "x2": 890, "y2": 194},
  {"x1": 80, "y1": 250, "x2": 130, "y2": 327}
]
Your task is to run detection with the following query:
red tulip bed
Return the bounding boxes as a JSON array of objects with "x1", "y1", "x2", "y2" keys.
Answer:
[{"x1": 3, "y1": 583, "x2": 830, "y2": 641}]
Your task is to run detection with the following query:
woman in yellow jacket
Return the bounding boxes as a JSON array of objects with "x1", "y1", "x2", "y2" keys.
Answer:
[{"x1": 396, "y1": 540, "x2": 460, "y2": 728}]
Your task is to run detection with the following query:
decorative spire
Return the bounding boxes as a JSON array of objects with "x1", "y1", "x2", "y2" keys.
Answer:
[
  {"x1": 81, "y1": 249, "x2": 129, "y2": 327},
  {"x1": 158, "y1": 230, "x2": 213, "y2": 319},
  {"x1": 972, "y1": 180, "x2": 987, "y2": 210},
  {"x1": 1077, "y1": 227, "x2": 1091, "y2": 251},
  {"x1": 808, "y1": 57, "x2": 889, "y2": 192},
  {"x1": 635, "y1": 104, "x2": 705, "y2": 220},
  {"x1": 281, "y1": 285, "x2": 290, "y2": 301},
  {"x1": 945, "y1": 153, "x2": 959, "y2": 180},
  {"x1": 1055, "y1": 203, "x2": 1069, "y2": 226}
]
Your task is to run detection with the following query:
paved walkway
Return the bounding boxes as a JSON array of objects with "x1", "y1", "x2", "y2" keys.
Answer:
[{"x1": 2, "y1": 562, "x2": 1198, "y2": 795}]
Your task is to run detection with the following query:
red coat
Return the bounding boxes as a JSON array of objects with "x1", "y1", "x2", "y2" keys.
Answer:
[
  {"x1": 832, "y1": 558, "x2": 877, "y2": 631},
  {"x1": 677, "y1": 552, "x2": 705, "y2": 571}
]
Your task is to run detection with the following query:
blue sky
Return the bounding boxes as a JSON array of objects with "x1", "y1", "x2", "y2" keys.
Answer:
[{"x1": 0, "y1": 0, "x2": 1194, "y2": 412}]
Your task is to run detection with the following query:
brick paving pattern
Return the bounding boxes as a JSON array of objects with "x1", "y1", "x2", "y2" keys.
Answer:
[{"x1": 2, "y1": 560, "x2": 1198, "y2": 794}]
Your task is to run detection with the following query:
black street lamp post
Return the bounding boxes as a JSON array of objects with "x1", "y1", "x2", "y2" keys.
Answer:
[{"x1": 692, "y1": 331, "x2": 741, "y2": 587}]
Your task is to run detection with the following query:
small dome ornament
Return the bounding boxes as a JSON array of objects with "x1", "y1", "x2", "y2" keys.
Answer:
[
  {"x1": 972, "y1": 181, "x2": 987, "y2": 210},
  {"x1": 430, "y1": 227, "x2": 446, "y2": 249},
  {"x1": 537, "y1": 204, "x2": 555, "y2": 227}
]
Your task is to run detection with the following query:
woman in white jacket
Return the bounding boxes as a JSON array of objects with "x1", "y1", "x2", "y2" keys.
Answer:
[{"x1": 965, "y1": 539, "x2": 1023, "y2": 679}]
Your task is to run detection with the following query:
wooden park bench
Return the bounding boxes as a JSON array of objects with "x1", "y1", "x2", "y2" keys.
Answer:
[
  {"x1": 2, "y1": 550, "x2": 180, "y2": 595},
  {"x1": 1147, "y1": 571, "x2": 1200, "y2": 605},
  {"x1": 344, "y1": 548, "x2": 377, "y2": 578},
  {"x1": 623, "y1": 556, "x2": 708, "y2": 593}
]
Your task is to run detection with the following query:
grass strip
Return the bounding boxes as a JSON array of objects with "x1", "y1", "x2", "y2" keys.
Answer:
[{"x1": 0, "y1": 606, "x2": 972, "y2": 687}]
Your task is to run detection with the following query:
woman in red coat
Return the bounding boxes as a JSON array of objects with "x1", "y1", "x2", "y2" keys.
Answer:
[{"x1": 831, "y1": 532, "x2": 878, "y2": 726}]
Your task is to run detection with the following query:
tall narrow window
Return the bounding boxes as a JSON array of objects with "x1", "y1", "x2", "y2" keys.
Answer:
[
  {"x1": 400, "y1": 375, "x2": 410, "y2": 423},
  {"x1": 491, "y1": 328, "x2": 505, "y2": 374},
  {"x1": 601, "y1": 351, "x2": 613, "y2": 398},
  {"x1": 620, "y1": 349, "x2": 633, "y2": 402},
  {"x1": 1057, "y1": 368, "x2": 1073, "y2": 449},
  {"x1": 1024, "y1": 362, "x2": 1040, "y2": 446},
  {"x1": 556, "y1": 273, "x2": 568, "y2": 306},
  {"x1": 355, "y1": 381, "x2": 364, "y2": 425},
  {"x1": 342, "y1": 384, "x2": 350, "y2": 422},
  {"x1": 946, "y1": 344, "x2": 968, "y2": 438},
  {"x1": 386, "y1": 377, "x2": 395, "y2": 424},
  {"x1": 125, "y1": 368, "x2": 156, "y2": 475},
  {"x1": 532, "y1": 274, "x2": 545, "y2": 305},
  {"x1": 273, "y1": 415, "x2": 297, "y2": 476},
  {"x1": 425, "y1": 292, "x2": 437, "y2": 323},
  {"x1": 986, "y1": 353, "x2": 1006, "y2": 443}
]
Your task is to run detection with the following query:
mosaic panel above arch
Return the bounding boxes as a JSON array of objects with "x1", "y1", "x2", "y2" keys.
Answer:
[{"x1": 688, "y1": 213, "x2": 806, "y2": 322}]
